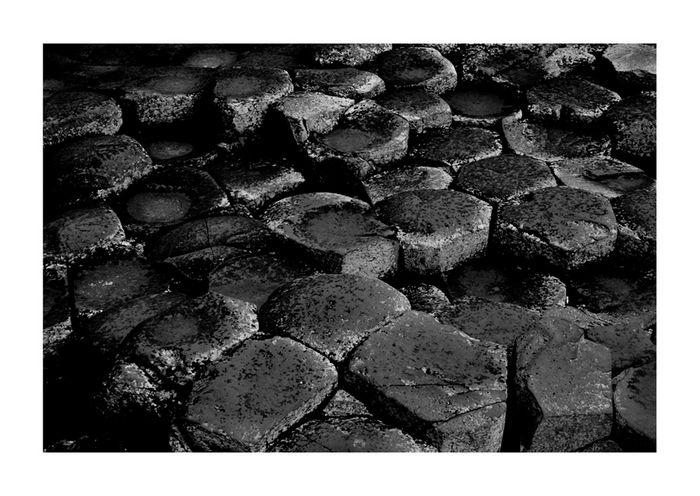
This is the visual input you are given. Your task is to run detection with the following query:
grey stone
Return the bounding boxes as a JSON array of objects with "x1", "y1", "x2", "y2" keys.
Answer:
[
  {"x1": 586, "y1": 320, "x2": 655, "y2": 375},
  {"x1": 613, "y1": 362, "x2": 656, "y2": 451},
  {"x1": 311, "y1": 44, "x2": 391, "y2": 67},
  {"x1": 177, "y1": 336, "x2": 337, "y2": 451},
  {"x1": 377, "y1": 47, "x2": 457, "y2": 94},
  {"x1": 305, "y1": 100, "x2": 410, "y2": 179},
  {"x1": 443, "y1": 89, "x2": 521, "y2": 127},
  {"x1": 346, "y1": 311, "x2": 508, "y2": 452},
  {"x1": 455, "y1": 154, "x2": 556, "y2": 204},
  {"x1": 551, "y1": 157, "x2": 653, "y2": 199},
  {"x1": 376, "y1": 189, "x2": 492, "y2": 275},
  {"x1": 602, "y1": 44, "x2": 656, "y2": 92},
  {"x1": 577, "y1": 438, "x2": 622, "y2": 452},
  {"x1": 375, "y1": 89, "x2": 451, "y2": 134},
  {"x1": 495, "y1": 186, "x2": 618, "y2": 271},
  {"x1": 270, "y1": 92, "x2": 354, "y2": 144},
  {"x1": 611, "y1": 186, "x2": 656, "y2": 265},
  {"x1": 43, "y1": 264, "x2": 73, "y2": 379},
  {"x1": 294, "y1": 68, "x2": 386, "y2": 100},
  {"x1": 163, "y1": 246, "x2": 246, "y2": 282},
  {"x1": 213, "y1": 66, "x2": 294, "y2": 137},
  {"x1": 604, "y1": 93, "x2": 656, "y2": 169},
  {"x1": 44, "y1": 205, "x2": 125, "y2": 259},
  {"x1": 322, "y1": 390, "x2": 371, "y2": 418},
  {"x1": 44, "y1": 91, "x2": 122, "y2": 147},
  {"x1": 409, "y1": 125, "x2": 502, "y2": 172},
  {"x1": 363, "y1": 165, "x2": 452, "y2": 204},
  {"x1": 183, "y1": 48, "x2": 238, "y2": 69},
  {"x1": 145, "y1": 140, "x2": 195, "y2": 162},
  {"x1": 236, "y1": 45, "x2": 308, "y2": 71},
  {"x1": 263, "y1": 192, "x2": 399, "y2": 278},
  {"x1": 542, "y1": 46, "x2": 596, "y2": 79},
  {"x1": 259, "y1": 273, "x2": 410, "y2": 361},
  {"x1": 397, "y1": 283, "x2": 450, "y2": 315}
]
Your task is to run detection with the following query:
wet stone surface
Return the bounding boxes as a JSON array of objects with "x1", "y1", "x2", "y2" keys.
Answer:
[
  {"x1": 363, "y1": 164, "x2": 453, "y2": 205},
  {"x1": 44, "y1": 205, "x2": 125, "y2": 259},
  {"x1": 270, "y1": 92, "x2": 354, "y2": 145},
  {"x1": 444, "y1": 88, "x2": 521, "y2": 127},
  {"x1": 377, "y1": 47, "x2": 457, "y2": 95},
  {"x1": 375, "y1": 89, "x2": 452, "y2": 134},
  {"x1": 409, "y1": 125, "x2": 502, "y2": 172},
  {"x1": 294, "y1": 68, "x2": 386, "y2": 100},
  {"x1": 44, "y1": 91, "x2": 122, "y2": 147},
  {"x1": 550, "y1": 157, "x2": 653, "y2": 198}
]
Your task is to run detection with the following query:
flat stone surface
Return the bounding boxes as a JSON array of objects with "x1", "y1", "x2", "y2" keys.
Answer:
[
  {"x1": 443, "y1": 89, "x2": 521, "y2": 127},
  {"x1": 436, "y1": 297, "x2": 543, "y2": 350},
  {"x1": 611, "y1": 186, "x2": 656, "y2": 264},
  {"x1": 604, "y1": 93, "x2": 656, "y2": 169},
  {"x1": 503, "y1": 117, "x2": 611, "y2": 162},
  {"x1": 213, "y1": 66, "x2": 293, "y2": 137},
  {"x1": 515, "y1": 329, "x2": 613, "y2": 451},
  {"x1": 578, "y1": 438, "x2": 622, "y2": 452},
  {"x1": 377, "y1": 47, "x2": 457, "y2": 95},
  {"x1": 263, "y1": 192, "x2": 399, "y2": 278},
  {"x1": 446, "y1": 260, "x2": 567, "y2": 310},
  {"x1": 495, "y1": 186, "x2": 618, "y2": 271},
  {"x1": 586, "y1": 320, "x2": 655, "y2": 375},
  {"x1": 305, "y1": 100, "x2": 410, "y2": 179},
  {"x1": 602, "y1": 44, "x2": 656, "y2": 91},
  {"x1": 177, "y1": 336, "x2": 337, "y2": 451},
  {"x1": 613, "y1": 362, "x2": 656, "y2": 451},
  {"x1": 183, "y1": 48, "x2": 238, "y2": 69},
  {"x1": 408, "y1": 125, "x2": 502, "y2": 172},
  {"x1": 44, "y1": 91, "x2": 122, "y2": 147},
  {"x1": 270, "y1": 92, "x2": 354, "y2": 144},
  {"x1": 527, "y1": 77, "x2": 621, "y2": 125},
  {"x1": 207, "y1": 157, "x2": 306, "y2": 213},
  {"x1": 162, "y1": 245, "x2": 246, "y2": 282},
  {"x1": 48, "y1": 135, "x2": 153, "y2": 207},
  {"x1": 311, "y1": 44, "x2": 391, "y2": 67},
  {"x1": 294, "y1": 68, "x2": 386, "y2": 100},
  {"x1": 346, "y1": 311, "x2": 508, "y2": 452},
  {"x1": 542, "y1": 45, "x2": 596, "y2": 79},
  {"x1": 551, "y1": 157, "x2": 653, "y2": 198},
  {"x1": 397, "y1": 283, "x2": 450, "y2": 315},
  {"x1": 322, "y1": 390, "x2": 371, "y2": 418},
  {"x1": 363, "y1": 165, "x2": 452, "y2": 204},
  {"x1": 44, "y1": 205, "x2": 125, "y2": 258},
  {"x1": 209, "y1": 251, "x2": 316, "y2": 308},
  {"x1": 455, "y1": 154, "x2": 556, "y2": 204},
  {"x1": 259, "y1": 273, "x2": 410, "y2": 361},
  {"x1": 376, "y1": 89, "x2": 451, "y2": 134},
  {"x1": 273, "y1": 417, "x2": 432, "y2": 452},
  {"x1": 146, "y1": 140, "x2": 195, "y2": 162},
  {"x1": 376, "y1": 189, "x2": 492, "y2": 275}
]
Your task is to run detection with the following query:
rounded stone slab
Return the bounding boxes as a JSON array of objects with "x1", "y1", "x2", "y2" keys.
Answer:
[
  {"x1": 207, "y1": 157, "x2": 306, "y2": 213},
  {"x1": 273, "y1": 417, "x2": 433, "y2": 452},
  {"x1": 602, "y1": 44, "x2": 656, "y2": 91},
  {"x1": 375, "y1": 89, "x2": 451, "y2": 134},
  {"x1": 259, "y1": 273, "x2": 410, "y2": 362},
  {"x1": 542, "y1": 45, "x2": 596, "y2": 79},
  {"x1": 455, "y1": 154, "x2": 557, "y2": 204},
  {"x1": 305, "y1": 100, "x2": 410, "y2": 179},
  {"x1": 586, "y1": 320, "x2": 655, "y2": 375},
  {"x1": 146, "y1": 140, "x2": 195, "y2": 162},
  {"x1": 269, "y1": 92, "x2": 354, "y2": 144},
  {"x1": 611, "y1": 186, "x2": 656, "y2": 265},
  {"x1": 526, "y1": 77, "x2": 621, "y2": 126},
  {"x1": 177, "y1": 336, "x2": 337, "y2": 451},
  {"x1": 162, "y1": 245, "x2": 246, "y2": 282},
  {"x1": 213, "y1": 66, "x2": 294, "y2": 137},
  {"x1": 209, "y1": 251, "x2": 316, "y2": 309},
  {"x1": 183, "y1": 48, "x2": 238, "y2": 69},
  {"x1": 144, "y1": 140, "x2": 220, "y2": 169},
  {"x1": 551, "y1": 157, "x2": 653, "y2": 199},
  {"x1": 294, "y1": 68, "x2": 386, "y2": 100},
  {"x1": 503, "y1": 117, "x2": 611, "y2": 162},
  {"x1": 515, "y1": 330, "x2": 613, "y2": 451},
  {"x1": 377, "y1": 47, "x2": 457, "y2": 95},
  {"x1": 44, "y1": 205, "x2": 125, "y2": 258},
  {"x1": 408, "y1": 125, "x2": 502, "y2": 172},
  {"x1": 147, "y1": 215, "x2": 276, "y2": 260},
  {"x1": 603, "y1": 93, "x2": 656, "y2": 169},
  {"x1": 436, "y1": 296, "x2": 543, "y2": 350},
  {"x1": 443, "y1": 89, "x2": 521, "y2": 127},
  {"x1": 346, "y1": 311, "x2": 508, "y2": 452},
  {"x1": 48, "y1": 135, "x2": 153, "y2": 208},
  {"x1": 263, "y1": 192, "x2": 399, "y2": 278},
  {"x1": 119, "y1": 66, "x2": 212, "y2": 129},
  {"x1": 363, "y1": 165, "x2": 453, "y2": 205},
  {"x1": 123, "y1": 292, "x2": 258, "y2": 386},
  {"x1": 495, "y1": 186, "x2": 618, "y2": 271},
  {"x1": 376, "y1": 189, "x2": 492, "y2": 275},
  {"x1": 613, "y1": 362, "x2": 656, "y2": 451},
  {"x1": 311, "y1": 44, "x2": 392, "y2": 67},
  {"x1": 44, "y1": 91, "x2": 122, "y2": 147},
  {"x1": 454, "y1": 44, "x2": 553, "y2": 89},
  {"x1": 397, "y1": 283, "x2": 450, "y2": 315}
]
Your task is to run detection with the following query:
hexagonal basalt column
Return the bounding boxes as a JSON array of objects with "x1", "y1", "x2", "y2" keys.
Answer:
[
  {"x1": 601, "y1": 44, "x2": 656, "y2": 92},
  {"x1": 259, "y1": 273, "x2": 410, "y2": 362},
  {"x1": 376, "y1": 189, "x2": 492, "y2": 275},
  {"x1": 363, "y1": 165, "x2": 452, "y2": 205},
  {"x1": 408, "y1": 125, "x2": 502, "y2": 173},
  {"x1": 377, "y1": 47, "x2": 457, "y2": 95},
  {"x1": 611, "y1": 185, "x2": 656, "y2": 265},
  {"x1": 311, "y1": 44, "x2": 391, "y2": 67},
  {"x1": 613, "y1": 362, "x2": 656, "y2": 451},
  {"x1": 44, "y1": 205, "x2": 125, "y2": 260},
  {"x1": 550, "y1": 157, "x2": 653, "y2": 199},
  {"x1": 346, "y1": 311, "x2": 508, "y2": 452},
  {"x1": 44, "y1": 91, "x2": 122, "y2": 147},
  {"x1": 603, "y1": 93, "x2": 656, "y2": 170},
  {"x1": 294, "y1": 68, "x2": 386, "y2": 100},
  {"x1": 375, "y1": 89, "x2": 451, "y2": 134},
  {"x1": 443, "y1": 88, "x2": 521, "y2": 128},
  {"x1": 269, "y1": 92, "x2": 354, "y2": 145},
  {"x1": 495, "y1": 186, "x2": 618, "y2": 271},
  {"x1": 263, "y1": 192, "x2": 399, "y2": 278}
]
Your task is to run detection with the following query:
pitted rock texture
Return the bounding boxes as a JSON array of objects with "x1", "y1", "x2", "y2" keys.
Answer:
[
  {"x1": 162, "y1": 246, "x2": 246, "y2": 282},
  {"x1": 183, "y1": 48, "x2": 238, "y2": 69},
  {"x1": 377, "y1": 47, "x2": 457, "y2": 95},
  {"x1": 294, "y1": 68, "x2": 386, "y2": 100},
  {"x1": 322, "y1": 390, "x2": 372, "y2": 418},
  {"x1": 409, "y1": 125, "x2": 502, "y2": 172},
  {"x1": 602, "y1": 44, "x2": 656, "y2": 92},
  {"x1": 455, "y1": 154, "x2": 556, "y2": 204},
  {"x1": 397, "y1": 283, "x2": 450, "y2": 315},
  {"x1": 144, "y1": 140, "x2": 219, "y2": 169},
  {"x1": 444, "y1": 88, "x2": 521, "y2": 127},
  {"x1": 586, "y1": 319, "x2": 655, "y2": 375},
  {"x1": 376, "y1": 89, "x2": 451, "y2": 134},
  {"x1": 346, "y1": 311, "x2": 508, "y2": 451},
  {"x1": 363, "y1": 165, "x2": 453, "y2": 204},
  {"x1": 305, "y1": 100, "x2": 410, "y2": 179},
  {"x1": 610, "y1": 186, "x2": 656, "y2": 265},
  {"x1": 311, "y1": 44, "x2": 391, "y2": 67},
  {"x1": 604, "y1": 93, "x2": 656, "y2": 170},
  {"x1": 236, "y1": 45, "x2": 308, "y2": 71},
  {"x1": 270, "y1": 92, "x2": 354, "y2": 145},
  {"x1": 213, "y1": 66, "x2": 294, "y2": 137},
  {"x1": 259, "y1": 273, "x2": 410, "y2": 361},
  {"x1": 550, "y1": 157, "x2": 653, "y2": 199},
  {"x1": 613, "y1": 362, "x2": 656, "y2": 451},
  {"x1": 44, "y1": 91, "x2": 122, "y2": 147},
  {"x1": 176, "y1": 336, "x2": 337, "y2": 451},
  {"x1": 263, "y1": 192, "x2": 399, "y2": 278},
  {"x1": 526, "y1": 77, "x2": 621, "y2": 126},
  {"x1": 376, "y1": 189, "x2": 492, "y2": 275},
  {"x1": 44, "y1": 205, "x2": 125, "y2": 259},
  {"x1": 495, "y1": 186, "x2": 618, "y2": 271},
  {"x1": 146, "y1": 140, "x2": 195, "y2": 162}
]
